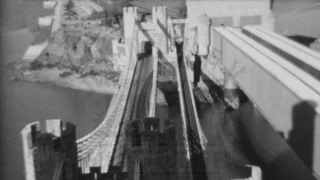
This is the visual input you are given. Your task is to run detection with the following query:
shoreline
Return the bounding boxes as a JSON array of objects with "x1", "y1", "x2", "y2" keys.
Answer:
[{"x1": 12, "y1": 67, "x2": 117, "y2": 94}]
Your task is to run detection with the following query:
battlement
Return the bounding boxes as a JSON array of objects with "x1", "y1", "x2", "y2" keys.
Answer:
[
  {"x1": 197, "y1": 14, "x2": 211, "y2": 25},
  {"x1": 152, "y1": 6, "x2": 167, "y2": 13},
  {"x1": 123, "y1": 6, "x2": 138, "y2": 16},
  {"x1": 21, "y1": 120, "x2": 77, "y2": 180},
  {"x1": 152, "y1": 6, "x2": 167, "y2": 22}
]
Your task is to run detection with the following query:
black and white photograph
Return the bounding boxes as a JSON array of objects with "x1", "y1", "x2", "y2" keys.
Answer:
[{"x1": 1, "y1": 0, "x2": 320, "y2": 179}]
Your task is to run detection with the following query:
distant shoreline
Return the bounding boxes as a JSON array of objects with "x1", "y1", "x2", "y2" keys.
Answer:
[
  {"x1": 12, "y1": 67, "x2": 117, "y2": 94},
  {"x1": 4, "y1": 28, "x2": 118, "y2": 95}
]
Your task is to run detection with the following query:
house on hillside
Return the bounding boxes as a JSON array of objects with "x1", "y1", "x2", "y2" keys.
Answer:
[
  {"x1": 43, "y1": 1, "x2": 57, "y2": 9},
  {"x1": 38, "y1": 16, "x2": 54, "y2": 28}
]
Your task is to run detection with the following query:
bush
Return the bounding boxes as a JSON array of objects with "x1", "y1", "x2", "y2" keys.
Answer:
[{"x1": 30, "y1": 60, "x2": 44, "y2": 70}]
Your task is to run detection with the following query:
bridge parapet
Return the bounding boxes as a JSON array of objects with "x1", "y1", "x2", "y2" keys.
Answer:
[
  {"x1": 173, "y1": 47, "x2": 193, "y2": 180},
  {"x1": 76, "y1": 17, "x2": 140, "y2": 173},
  {"x1": 170, "y1": 23, "x2": 208, "y2": 179},
  {"x1": 21, "y1": 119, "x2": 77, "y2": 180}
]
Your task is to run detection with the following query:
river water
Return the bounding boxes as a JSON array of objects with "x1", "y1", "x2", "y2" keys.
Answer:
[
  {"x1": 1, "y1": 29, "x2": 113, "y2": 180},
  {"x1": 1, "y1": 79, "x2": 113, "y2": 180}
]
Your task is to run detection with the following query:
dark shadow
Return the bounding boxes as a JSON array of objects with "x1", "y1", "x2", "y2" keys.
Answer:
[
  {"x1": 239, "y1": 89, "x2": 249, "y2": 105},
  {"x1": 288, "y1": 100, "x2": 317, "y2": 169},
  {"x1": 239, "y1": 102, "x2": 317, "y2": 180},
  {"x1": 287, "y1": 35, "x2": 317, "y2": 47},
  {"x1": 200, "y1": 72, "x2": 224, "y2": 103},
  {"x1": 141, "y1": 12, "x2": 152, "y2": 23},
  {"x1": 193, "y1": 54, "x2": 201, "y2": 87},
  {"x1": 270, "y1": 0, "x2": 275, "y2": 10},
  {"x1": 157, "y1": 81, "x2": 180, "y2": 105},
  {"x1": 144, "y1": 41, "x2": 152, "y2": 55},
  {"x1": 138, "y1": 41, "x2": 152, "y2": 59}
]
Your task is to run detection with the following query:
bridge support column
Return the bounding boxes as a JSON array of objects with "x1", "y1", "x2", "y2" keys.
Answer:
[
  {"x1": 223, "y1": 73, "x2": 239, "y2": 109},
  {"x1": 123, "y1": 7, "x2": 138, "y2": 55}
]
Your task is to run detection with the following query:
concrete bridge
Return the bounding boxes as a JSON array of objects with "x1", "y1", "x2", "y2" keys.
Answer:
[
  {"x1": 181, "y1": 1, "x2": 320, "y2": 179},
  {"x1": 22, "y1": 1, "x2": 320, "y2": 180}
]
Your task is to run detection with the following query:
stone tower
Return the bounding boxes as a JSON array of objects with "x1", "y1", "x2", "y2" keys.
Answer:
[
  {"x1": 123, "y1": 7, "x2": 139, "y2": 57},
  {"x1": 21, "y1": 119, "x2": 77, "y2": 180}
]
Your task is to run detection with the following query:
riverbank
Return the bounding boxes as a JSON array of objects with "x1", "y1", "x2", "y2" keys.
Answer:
[
  {"x1": 8, "y1": 26, "x2": 121, "y2": 94},
  {"x1": 14, "y1": 67, "x2": 118, "y2": 94},
  {"x1": 3, "y1": 0, "x2": 129, "y2": 95}
]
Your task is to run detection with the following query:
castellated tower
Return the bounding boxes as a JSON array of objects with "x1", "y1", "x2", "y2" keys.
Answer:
[
  {"x1": 152, "y1": 6, "x2": 168, "y2": 57},
  {"x1": 126, "y1": 118, "x2": 176, "y2": 180},
  {"x1": 123, "y1": 7, "x2": 139, "y2": 57},
  {"x1": 21, "y1": 119, "x2": 77, "y2": 180}
]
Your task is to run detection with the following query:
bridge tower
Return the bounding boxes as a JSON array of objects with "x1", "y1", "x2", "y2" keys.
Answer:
[
  {"x1": 21, "y1": 120, "x2": 78, "y2": 180},
  {"x1": 123, "y1": 7, "x2": 139, "y2": 57}
]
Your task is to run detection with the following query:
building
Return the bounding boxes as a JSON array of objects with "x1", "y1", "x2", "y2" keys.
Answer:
[{"x1": 43, "y1": 1, "x2": 57, "y2": 9}]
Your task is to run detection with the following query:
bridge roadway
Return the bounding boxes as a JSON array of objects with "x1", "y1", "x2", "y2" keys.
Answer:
[
  {"x1": 170, "y1": 21, "x2": 253, "y2": 180},
  {"x1": 75, "y1": 22, "x2": 144, "y2": 173},
  {"x1": 177, "y1": 47, "x2": 208, "y2": 180},
  {"x1": 110, "y1": 54, "x2": 154, "y2": 171},
  {"x1": 177, "y1": 43, "x2": 256, "y2": 180},
  {"x1": 76, "y1": 50, "x2": 139, "y2": 173}
]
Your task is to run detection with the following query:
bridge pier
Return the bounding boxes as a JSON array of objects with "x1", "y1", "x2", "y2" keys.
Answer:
[
  {"x1": 123, "y1": 7, "x2": 138, "y2": 56},
  {"x1": 223, "y1": 73, "x2": 239, "y2": 109}
]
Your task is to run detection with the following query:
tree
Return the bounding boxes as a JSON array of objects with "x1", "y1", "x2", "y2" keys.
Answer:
[{"x1": 64, "y1": 0, "x2": 78, "y2": 20}]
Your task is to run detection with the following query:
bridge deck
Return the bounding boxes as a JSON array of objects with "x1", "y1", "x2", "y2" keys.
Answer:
[
  {"x1": 206, "y1": 26, "x2": 320, "y2": 177},
  {"x1": 242, "y1": 26, "x2": 320, "y2": 93}
]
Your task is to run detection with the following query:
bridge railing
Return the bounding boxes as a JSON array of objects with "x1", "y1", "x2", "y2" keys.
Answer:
[
  {"x1": 76, "y1": 20, "x2": 140, "y2": 173},
  {"x1": 169, "y1": 19, "x2": 194, "y2": 180},
  {"x1": 183, "y1": 22, "x2": 207, "y2": 149},
  {"x1": 174, "y1": 44, "x2": 193, "y2": 180}
]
